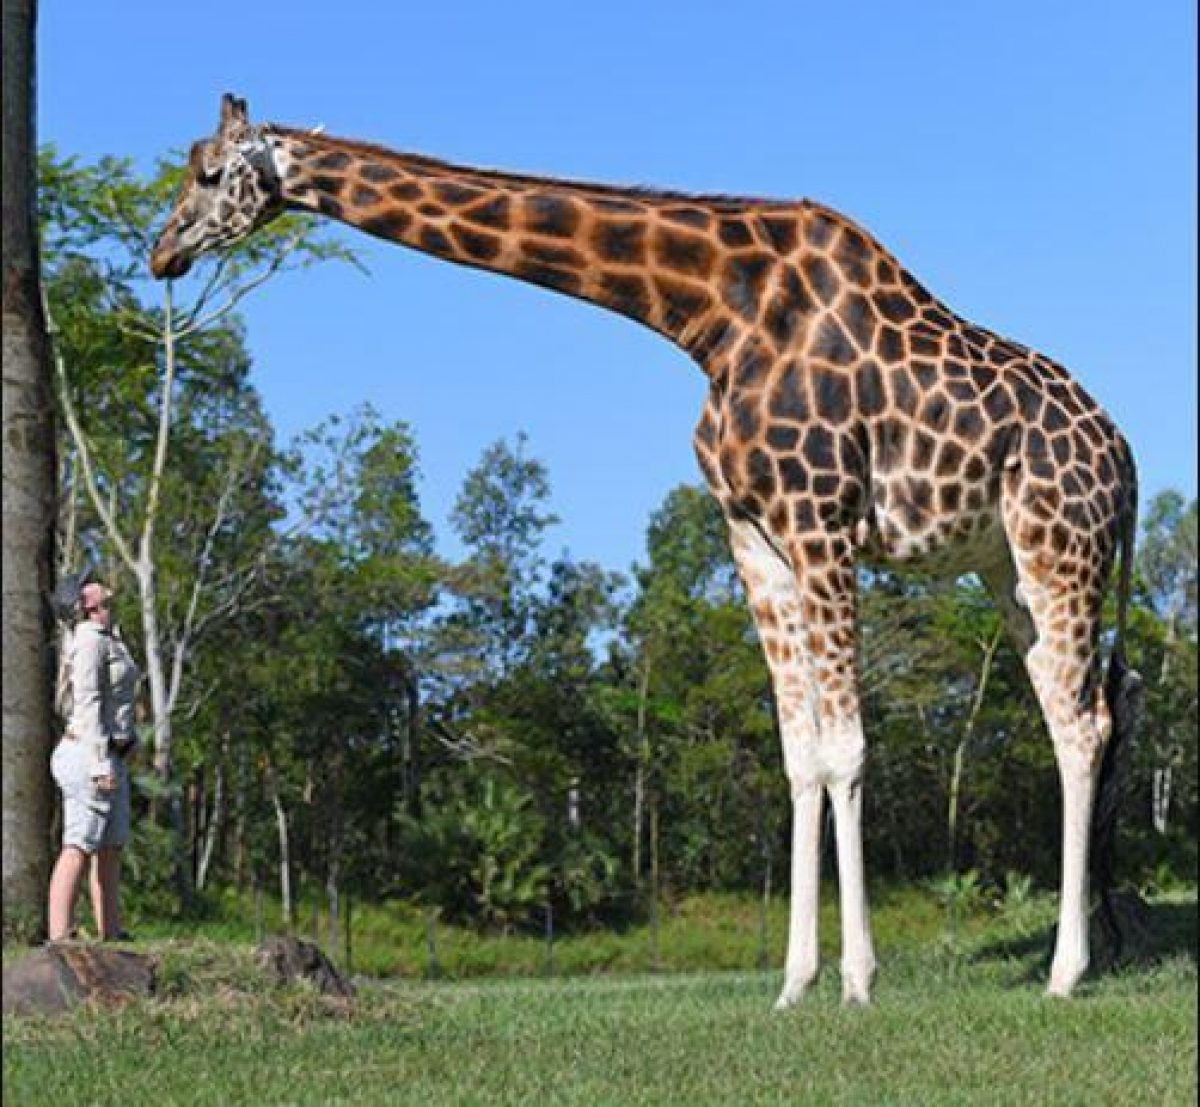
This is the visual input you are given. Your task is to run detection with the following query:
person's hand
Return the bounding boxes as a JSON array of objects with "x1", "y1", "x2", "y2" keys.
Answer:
[{"x1": 93, "y1": 773, "x2": 117, "y2": 794}]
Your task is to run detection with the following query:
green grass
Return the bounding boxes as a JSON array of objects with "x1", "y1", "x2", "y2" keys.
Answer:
[
  {"x1": 114, "y1": 883, "x2": 973, "y2": 980},
  {"x1": 4, "y1": 889, "x2": 1195, "y2": 1107}
]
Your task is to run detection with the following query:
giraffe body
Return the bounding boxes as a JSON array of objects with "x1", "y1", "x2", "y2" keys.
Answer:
[{"x1": 152, "y1": 96, "x2": 1139, "y2": 1003}]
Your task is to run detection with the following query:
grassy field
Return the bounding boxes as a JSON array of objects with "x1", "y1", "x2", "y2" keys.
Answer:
[{"x1": 4, "y1": 889, "x2": 1195, "y2": 1106}]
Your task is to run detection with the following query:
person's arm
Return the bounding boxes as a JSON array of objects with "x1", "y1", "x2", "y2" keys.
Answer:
[{"x1": 71, "y1": 629, "x2": 115, "y2": 780}]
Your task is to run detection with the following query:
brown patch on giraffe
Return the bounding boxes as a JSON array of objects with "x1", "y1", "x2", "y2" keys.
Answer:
[
  {"x1": 360, "y1": 209, "x2": 411, "y2": 239},
  {"x1": 722, "y1": 254, "x2": 773, "y2": 322},
  {"x1": 314, "y1": 151, "x2": 351, "y2": 172},
  {"x1": 434, "y1": 180, "x2": 486, "y2": 207},
  {"x1": 598, "y1": 272, "x2": 653, "y2": 320},
  {"x1": 360, "y1": 162, "x2": 399, "y2": 184},
  {"x1": 351, "y1": 184, "x2": 381, "y2": 207},
  {"x1": 855, "y1": 360, "x2": 886, "y2": 417},
  {"x1": 310, "y1": 174, "x2": 346, "y2": 198},
  {"x1": 761, "y1": 215, "x2": 800, "y2": 255},
  {"x1": 522, "y1": 240, "x2": 586, "y2": 269},
  {"x1": 516, "y1": 260, "x2": 583, "y2": 295},
  {"x1": 802, "y1": 208, "x2": 838, "y2": 250},
  {"x1": 389, "y1": 180, "x2": 423, "y2": 202},
  {"x1": 801, "y1": 256, "x2": 838, "y2": 307},
  {"x1": 833, "y1": 227, "x2": 873, "y2": 285},
  {"x1": 877, "y1": 325, "x2": 906, "y2": 364},
  {"x1": 876, "y1": 290, "x2": 916, "y2": 324},
  {"x1": 811, "y1": 368, "x2": 853, "y2": 424},
  {"x1": 461, "y1": 194, "x2": 512, "y2": 228},
  {"x1": 452, "y1": 224, "x2": 503, "y2": 262},
  {"x1": 593, "y1": 220, "x2": 647, "y2": 265},
  {"x1": 841, "y1": 292, "x2": 877, "y2": 351},
  {"x1": 718, "y1": 217, "x2": 755, "y2": 248},
  {"x1": 525, "y1": 194, "x2": 581, "y2": 237},
  {"x1": 808, "y1": 315, "x2": 857, "y2": 367},
  {"x1": 769, "y1": 360, "x2": 811, "y2": 423},
  {"x1": 662, "y1": 206, "x2": 713, "y2": 230}
]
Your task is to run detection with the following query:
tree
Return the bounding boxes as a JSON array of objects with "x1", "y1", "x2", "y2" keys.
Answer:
[
  {"x1": 1130, "y1": 492, "x2": 1198, "y2": 857},
  {"x1": 2, "y1": 0, "x2": 55, "y2": 937},
  {"x1": 40, "y1": 148, "x2": 353, "y2": 902},
  {"x1": 430, "y1": 434, "x2": 560, "y2": 750},
  {"x1": 622, "y1": 485, "x2": 779, "y2": 895}
]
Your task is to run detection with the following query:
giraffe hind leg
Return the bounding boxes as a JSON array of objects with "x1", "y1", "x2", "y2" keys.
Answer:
[{"x1": 998, "y1": 478, "x2": 1116, "y2": 996}]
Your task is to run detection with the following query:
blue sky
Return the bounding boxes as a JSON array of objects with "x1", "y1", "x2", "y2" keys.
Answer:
[{"x1": 39, "y1": 1, "x2": 1196, "y2": 575}]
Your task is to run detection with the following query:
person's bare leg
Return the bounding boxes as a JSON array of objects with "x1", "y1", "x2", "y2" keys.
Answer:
[
  {"x1": 47, "y1": 847, "x2": 90, "y2": 940},
  {"x1": 90, "y1": 847, "x2": 124, "y2": 939}
]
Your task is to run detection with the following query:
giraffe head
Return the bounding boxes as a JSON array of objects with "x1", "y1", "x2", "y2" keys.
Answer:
[{"x1": 150, "y1": 94, "x2": 284, "y2": 279}]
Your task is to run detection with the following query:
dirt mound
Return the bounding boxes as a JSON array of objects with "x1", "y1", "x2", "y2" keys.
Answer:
[
  {"x1": 255, "y1": 935, "x2": 355, "y2": 997},
  {"x1": 2, "y1": 944, "x2": 156, "y2": 1016}
]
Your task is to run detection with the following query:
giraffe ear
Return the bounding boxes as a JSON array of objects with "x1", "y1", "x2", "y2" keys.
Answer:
[{"x1": 219, "y1": 93, "x2": 251, "y2": 134}]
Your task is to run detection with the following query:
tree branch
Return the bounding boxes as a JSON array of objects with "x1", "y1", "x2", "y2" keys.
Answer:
[{"x1": 47, "y1": 307, "x2": 139, "y2": 574}]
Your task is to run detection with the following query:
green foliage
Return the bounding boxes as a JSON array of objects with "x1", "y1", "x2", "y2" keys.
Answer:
[
  {"x1": 929, "y1": 868, "x2": 986, "y2": 920},
  {"x1": 395, "y1": 772, "x2": 550, "y2": 931},
  {"x1": 37, "y1": 139, "x2": 1198, "y2": 944}
]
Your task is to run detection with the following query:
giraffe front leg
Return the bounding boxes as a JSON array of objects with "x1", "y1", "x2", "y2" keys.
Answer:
[
  {"x1": 722, "y1": 515, "x2": 825, "y2": 1009},
  {"x1": 825, "y1": 723, "x2": 876, "y2": 1005},
  {"x1": 801, "y1": 535, "x2": 876, "y2": 1005},
  {"x1": 776, "y1": 765, "x2": 823, "y2": 1009}
]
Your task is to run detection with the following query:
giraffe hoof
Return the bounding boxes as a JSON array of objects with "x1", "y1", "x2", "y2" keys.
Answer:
[
  {"x1": 1045, "y1": 976, "x2": 1082, "y2": 999},
  {"x1": 773, "y1": 978, "x2": 815, "y2": 1011}
]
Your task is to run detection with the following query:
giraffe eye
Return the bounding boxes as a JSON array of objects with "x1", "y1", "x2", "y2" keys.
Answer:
[{"x1": 197, "y1": 164, "x2": 224, "y2": 187}]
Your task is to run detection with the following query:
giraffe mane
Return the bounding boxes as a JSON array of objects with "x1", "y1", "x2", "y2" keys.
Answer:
[{"x1": 266, "y1": 125, "x2": 805, "y2": 213}]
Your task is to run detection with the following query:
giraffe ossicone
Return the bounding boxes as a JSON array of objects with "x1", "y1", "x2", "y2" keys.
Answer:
[{"x1": 152, "y1": 93, "x2": 1139, "y2": 1004}]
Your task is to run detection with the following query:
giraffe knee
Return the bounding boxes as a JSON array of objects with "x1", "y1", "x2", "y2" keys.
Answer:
[{"x1": 820, "y1": 719, "x2": 867, "y2": 790}]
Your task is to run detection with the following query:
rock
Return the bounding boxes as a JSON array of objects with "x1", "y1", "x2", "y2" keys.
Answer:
[
  {"x1": 254, "y1": 935, "x2": 354, "y2": 997},
  {"x1": 2, "y1": 944, "x2": 156, "y2": 1016}
]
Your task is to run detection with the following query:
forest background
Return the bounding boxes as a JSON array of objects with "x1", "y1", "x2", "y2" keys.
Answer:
[{"x1": 36, "y1": 147, "x2": 1197, "y2": 949}]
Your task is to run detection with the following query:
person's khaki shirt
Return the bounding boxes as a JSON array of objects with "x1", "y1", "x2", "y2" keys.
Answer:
[{"x1": 65, "y1": 621, "x2": 140, "y2": 778}]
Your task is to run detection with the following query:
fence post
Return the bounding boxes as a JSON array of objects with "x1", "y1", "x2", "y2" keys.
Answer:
[
  {"x1": 252, "y1": 872, "x2": 264, "y2": 943},
  {"x1": 543, "y1": 903, "x2": 555, "y2": 976},
  {"x1": 344, "y1": 891, "x2": 352, "y2": 976},
  {"x1": 650, "y1": 801, "x2": 662, "y2": 972},
  {"x1": 425, "y1": 909, "x2": 443, "y2": 980},
  {"x1": 757, "y1": 838, "x2": 772, "y2": 970}
]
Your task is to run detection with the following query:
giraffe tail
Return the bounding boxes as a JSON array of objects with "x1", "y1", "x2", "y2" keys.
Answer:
[{"x1": 1090, "y1": 449, "x2": 1143, "y2": 961}]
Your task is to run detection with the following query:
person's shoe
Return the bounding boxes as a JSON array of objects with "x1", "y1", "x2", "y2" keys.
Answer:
[
  {"x1": 102, "y1": 929, "x2": 134, "y2": 942},
  {"x1": 44, "y1": 926, "x2": 81, "y2": 944}
]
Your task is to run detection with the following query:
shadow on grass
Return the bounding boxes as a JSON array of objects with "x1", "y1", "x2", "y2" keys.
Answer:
[{"x1": 972, "y1": 895, "x2": 1198, "y2": 985}]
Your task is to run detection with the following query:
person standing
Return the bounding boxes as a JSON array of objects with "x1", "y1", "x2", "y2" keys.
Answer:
[{"x1": 46, "y1": 581, "x2": 140, "y2": 941}]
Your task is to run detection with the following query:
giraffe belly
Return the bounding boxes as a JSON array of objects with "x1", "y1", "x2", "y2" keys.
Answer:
[{"x1": 858, "y1": 479, "x2": 1006, "y2": 578}]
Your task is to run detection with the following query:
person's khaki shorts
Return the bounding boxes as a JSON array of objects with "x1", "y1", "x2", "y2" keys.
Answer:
[{"x1": 50, "y1": 740, "x2": 130, "y2": 853}]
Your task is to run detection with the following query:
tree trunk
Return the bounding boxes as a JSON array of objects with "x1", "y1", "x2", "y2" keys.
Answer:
[
  {"x1": 632, "y1": 656, "x2": 651, "y2": 885},
  {"x1": 401, "y1": 660, "x2": 422, "y2": 818},
  {"x1": 946, "y1": 627, "x2": 1002, "y2": 873},
  {"x1": 196, "y1": 759, "x2": 224, "y2": 892},
  {"x1": 2, "y1": 0, "x2": 56, "y2": 940},
  {"x1": 267, "y1": 765, "x2": 293, "y2": 928},
  {"x1": 141, "y1": 566, "x2": 174, "y2": 783},
  {"x1": 326, "y1": 848, "x2": 340, "y2": 957}
]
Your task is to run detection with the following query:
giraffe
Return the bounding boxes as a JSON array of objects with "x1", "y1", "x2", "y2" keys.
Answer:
[{"x1": 151, "y1": 94, "x2": 1140, "y2": 1005}]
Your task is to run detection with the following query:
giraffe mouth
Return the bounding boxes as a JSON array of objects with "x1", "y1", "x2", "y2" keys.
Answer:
[{"x1": 149, "y1": 242, "x2": 193, "y2": 280}]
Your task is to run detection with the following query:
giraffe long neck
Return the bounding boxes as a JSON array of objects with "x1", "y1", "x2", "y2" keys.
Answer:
[{"x1": 268, "y1": 127, "x2": 800, "y2": 372}]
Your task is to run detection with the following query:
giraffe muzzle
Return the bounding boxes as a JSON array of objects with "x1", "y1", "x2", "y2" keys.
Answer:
[{"x1": 149, "y1": 239, "x2": 192, "y2": 280}]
